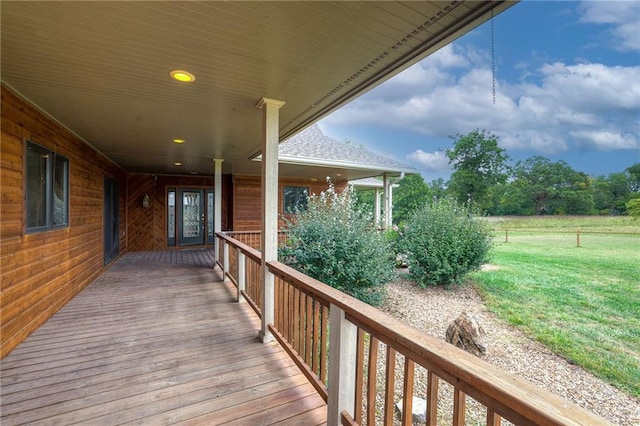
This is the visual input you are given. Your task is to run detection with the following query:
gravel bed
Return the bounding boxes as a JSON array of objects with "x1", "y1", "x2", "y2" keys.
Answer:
[{"x1": 377, "y1": 271, "x2": 640, "y2": 425}]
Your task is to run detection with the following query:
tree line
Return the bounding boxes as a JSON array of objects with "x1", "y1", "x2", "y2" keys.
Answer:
[{"x1": 357, "y1": 129, "x2": 640, "y2": 222}]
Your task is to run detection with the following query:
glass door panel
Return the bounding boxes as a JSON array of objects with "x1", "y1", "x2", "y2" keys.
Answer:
[
  {"x1": 178, "y1": 189, "x2": 205, "y2": 245},
  {"x1": 207, "y1": 190, "x2": 214, "y2": 244},
  {"x1": 167, "y1": 190, "x2": 176, "y2": 246}
]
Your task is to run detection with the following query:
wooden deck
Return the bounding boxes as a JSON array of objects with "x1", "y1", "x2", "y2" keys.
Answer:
[{"x1": 0, "y1": 249, "x2": 327, "y2": 425}]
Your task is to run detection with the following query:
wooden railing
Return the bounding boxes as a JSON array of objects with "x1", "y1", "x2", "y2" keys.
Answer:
[
  {"x1": 216, "y1": 232, "x2": 610, "y2": 426},
  {"x1": 217, "y1": 234, "x2": 262, "y2": 317},
  {"x1": 219, "y1": 230, "x2": 289, "y2": 251}
]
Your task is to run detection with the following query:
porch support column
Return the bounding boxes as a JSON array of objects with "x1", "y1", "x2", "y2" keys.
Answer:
[
  {"x1": 374, "y1": 188, "x2": 381, "y2": 229},
  {"x1": 213, "y1": 158, "x2": 224, "y2": 263},
  {"x1": 383, "y1": 173, "x2": 393, "y2": 229},
  {"x1": 256, "y1": 97, "x2": 285, "y2": 343}
]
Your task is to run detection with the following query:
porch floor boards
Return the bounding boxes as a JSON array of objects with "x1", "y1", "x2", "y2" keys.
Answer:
[{"x1": 0, "y1": 250, "x2": 327, "y2": 425}]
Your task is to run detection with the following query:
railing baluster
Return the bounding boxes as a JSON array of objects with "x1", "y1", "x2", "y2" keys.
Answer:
[
  {"x1": 305, "y1": 293, "x2": 313, "y2": 366},
  {"x1": 384, "y1": 347, "x2": 396, "y2": 425},
  {"x1": 320, "y1": 304, "x2": 329, "y2": 385},
  {"x1": 297, "y1": 288, "x2": 304, "y2": 356},
  {"x1": 312, "y1": 299, "x2": 320, "y2": 376},
  {"x1": 426, "y1": 371, "x2": 438, "y2": 426},
  {"x1": 402, "y1": 358, "x2": 415, "y2": 426},
  {"x1": 274, "y1": 276, "x2": 281, "y2": 329},
  {"x1": 366, "y1": 337, "x2": 379, "y2": 426},
  {"x1": 355, "y1": 329, "x2": 365, "y2": 424},
  {"x1": 487, "y1": 408, "x2": 501, "y2": 426},
  {"x1": 289, "y1": 285, "x2": 295, "y2": 344},
  {"x1": 293, "y1": 286, "x2": 300, "y2": 352},
  {"x1": 453, "y1": 387, "x2": 466, "y2": 426}
]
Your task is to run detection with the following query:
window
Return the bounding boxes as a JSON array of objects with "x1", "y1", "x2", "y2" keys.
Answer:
[
  {"x1": 283, "y1": 186, "x2": 309, "y2": 214},
  {"x1": 26, "y1": 141, "x2": 69, "y2": 232}
]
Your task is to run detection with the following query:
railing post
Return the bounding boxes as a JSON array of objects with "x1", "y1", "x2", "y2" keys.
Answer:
[
  {"x1": 327, "y1": 304, "x2": 357, "y2": 426},
  {"x1": 223, "y1": 240, "x2": 229, "y2": 277},
  {"x1": 237, "y1": 249, "x2": 246, "y2": 303}
]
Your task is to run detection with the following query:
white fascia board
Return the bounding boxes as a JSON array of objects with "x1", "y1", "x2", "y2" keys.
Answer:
[{"x1": 276, "y1": 155, "x2": 415, "y2": 175}]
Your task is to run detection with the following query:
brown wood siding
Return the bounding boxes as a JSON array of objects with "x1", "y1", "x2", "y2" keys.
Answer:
[
  {"x1": 0, "y1": 85, "x2": 128, "y2": 358},
  {"x1": 126, "y1": 174, "x2": 224, "y2": 251},
  {"x1": 231, "y1": 175, "x2": 346, "y2": 231}
]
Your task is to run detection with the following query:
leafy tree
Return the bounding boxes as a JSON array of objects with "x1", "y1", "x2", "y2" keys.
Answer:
[
  {"x1": 626, "y1": 163, "x2": 640, "y2": 193},
  {"x1": 428, "y1": 178, "x2": 448, "y2": 201},
  {"x1": 446, "y1": 129, "x2": 510, "y2": 211},
  {"x1": 392, "y1": 174, "x2": 431, "y2": 224},
  {"x1": 591, "y1": 173, "x2": 631, "y2": 215},
  {"x1": 402, "y1": 197, "x2": 492, "y2": 287},
  {"x1": 486, "y1": 183, "x2": 531, "y2": 215},
  {"x1": 354, "y1": 188, "x2": 376, "y2": 218},
  {"x1": 512, "y1": 156, "x2": 594, "y2": 215},
  {"x1": 627, "y1": 198, "x2": 640, "y2": 219},
  {"x1": 280, "y1": 183, "x2": 394, "y2": 305}
]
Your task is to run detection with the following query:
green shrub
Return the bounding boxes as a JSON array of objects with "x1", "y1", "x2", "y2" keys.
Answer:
[
  {"x1": 402, "y1": 198, "x2": 492, "y2": 286},
  {"x1": 627, "y1": 197, "x2": 640, "y2": 219},
  {"x1": 279, "y1": 183, "x2": 394, "y2": 305}
]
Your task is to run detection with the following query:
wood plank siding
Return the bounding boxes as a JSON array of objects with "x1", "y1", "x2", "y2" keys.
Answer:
[
  {"x1": 126, "y1": 174, "x2": 230, "y2": 251},
  {"x1": 0, "y1": 250, "x2": 327, "y2": 425},
  {"x1": 1, "y1": 82, "x2": 346, "y2": 358},
  {"x1": 231, "y1": 175, "x2": 345, "y2": 231},
  {"x1": 1, "y1": 85, "x2": 127, "y2": 358}
]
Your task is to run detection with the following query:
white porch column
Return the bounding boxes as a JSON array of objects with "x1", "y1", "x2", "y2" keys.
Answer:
[
  {"x1": 383, "y1": 173, "x2": 392, "y2": 229},
  {"x1": 327, "y1": 304, "x2": 357, "y2": 426},
  {"x1": 374, "y1": 188, "x2": 381, "y2": 229},
  {"x1": 213, "y1": 159, "x2": 224, "y2": 263},
  {"x1": 256, "y1": 97, "x2": 285, "y2": 343}
]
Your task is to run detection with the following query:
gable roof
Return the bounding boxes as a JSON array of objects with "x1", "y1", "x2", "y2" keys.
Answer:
[{"x1": 278, "y1": 125, "x2": 417, "y2": 176}]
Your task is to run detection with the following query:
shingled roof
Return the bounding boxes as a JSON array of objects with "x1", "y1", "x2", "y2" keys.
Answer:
[{"x1": 279, "y1": 124, "x2": 417, "y2": 175}]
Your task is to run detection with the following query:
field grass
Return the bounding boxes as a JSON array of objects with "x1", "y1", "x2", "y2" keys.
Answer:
[
  {"x1": 487, "y1": 215, "x2": 639, "y2": 234},
  {"x1": 471, "y1": 217, "x2": 640, "y2": 397}
]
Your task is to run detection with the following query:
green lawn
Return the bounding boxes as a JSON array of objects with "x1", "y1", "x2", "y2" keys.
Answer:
[{"x1": 472, "y1": 218, "x2": 640, "y2": 397}]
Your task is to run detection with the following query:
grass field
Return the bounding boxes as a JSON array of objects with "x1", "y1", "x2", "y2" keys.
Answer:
[{"x1": 472, "y1": 216, "x2": 640, "y2": 397}]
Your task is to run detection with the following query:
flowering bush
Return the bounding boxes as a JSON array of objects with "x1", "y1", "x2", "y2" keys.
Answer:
[
  {"x1": 402, "y1": 197, "x2": 492, "y2": 287},
  {"x1": 279, "y1": 182, "x2": 394, "y2": 305}
]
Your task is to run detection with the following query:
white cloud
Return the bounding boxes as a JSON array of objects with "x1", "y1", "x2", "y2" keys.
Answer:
[
  {"x1": 570, "y1": 130, "x2": 639, "y2": 150},
  {"x1": 579, "y1": 1, "x2": 640, "y2": 51},
  {"x1": 324, "y1": 48, "x2": 640, "y2": 155},
  {"x1": 407, "y1": 149, "x2": 451, "y2": 172}
]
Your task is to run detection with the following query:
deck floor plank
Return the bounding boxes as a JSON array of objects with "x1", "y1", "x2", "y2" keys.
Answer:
[{"x1": 1, "y1": 249, "x2": 326, "y2": 425}]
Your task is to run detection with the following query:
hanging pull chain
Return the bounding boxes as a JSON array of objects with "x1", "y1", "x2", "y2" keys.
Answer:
[{"x1": 491, "y1": 8, "x2": 496, "y2": 105}]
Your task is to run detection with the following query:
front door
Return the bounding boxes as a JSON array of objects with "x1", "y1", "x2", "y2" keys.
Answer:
[
  {"x1": 177, "y1": 189, "x2": 205, "y2": 246},
  {"x1": 103, "y1": 177, "x2": 119, "y2": 264}
]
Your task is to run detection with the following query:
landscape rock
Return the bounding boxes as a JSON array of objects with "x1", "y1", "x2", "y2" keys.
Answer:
[
  {"x1": 395, "y1": 396, "x2": 427, "y2": 424},
  {"x1": 445, "y1": 311, "x2": 487, "y2": 357}
]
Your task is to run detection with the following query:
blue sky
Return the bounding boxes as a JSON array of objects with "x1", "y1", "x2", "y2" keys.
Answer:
[{"x1": 319, "y1": 1, "x2": 640, "y2": 182}]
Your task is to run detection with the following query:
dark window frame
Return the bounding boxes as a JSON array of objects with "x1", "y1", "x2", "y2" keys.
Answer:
[
  {"x1": 25, "y1": 140, "x2": 69, "y2": 233},
  {"x1": 283, "y1": 186, "x2": 309, "y2": 214}
]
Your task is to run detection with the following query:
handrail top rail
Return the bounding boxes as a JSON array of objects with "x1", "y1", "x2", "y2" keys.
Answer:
[
  {"x1": 266, "y1": 259, "x2": 610, "y2": 426},
  {"x1": 217, "y1": 232, "x2": 261, "y2": 262}
]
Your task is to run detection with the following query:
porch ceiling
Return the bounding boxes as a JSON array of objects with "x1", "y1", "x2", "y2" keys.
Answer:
[{"x1": 1, "y1": 1, "x2": 515, "y2": 179}]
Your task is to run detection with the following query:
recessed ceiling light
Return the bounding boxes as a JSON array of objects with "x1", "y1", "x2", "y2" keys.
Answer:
[
  {"x1": 173, "y1": 138, "x2": 186, "y2": 144},
  {"x1": 170, "y1": 70, "x2": 195, "y2": 82},
  {"x1": 174, "y1": 162, "x2": 183, "y2": 166}
]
